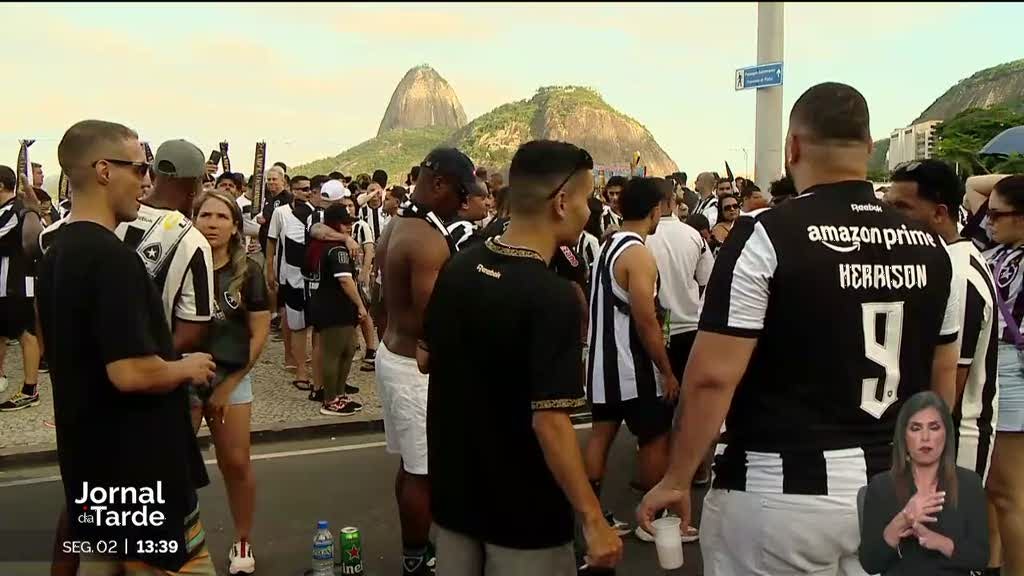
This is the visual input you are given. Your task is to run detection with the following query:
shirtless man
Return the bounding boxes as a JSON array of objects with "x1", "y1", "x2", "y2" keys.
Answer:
[{"x1": 375, "y1": 147, "x2": 476, "y2": 576}]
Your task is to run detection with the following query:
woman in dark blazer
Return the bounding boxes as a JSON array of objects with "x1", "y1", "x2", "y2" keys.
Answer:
[{"x1": 859, "y1": 391, "x2": 989, "y2": 575}]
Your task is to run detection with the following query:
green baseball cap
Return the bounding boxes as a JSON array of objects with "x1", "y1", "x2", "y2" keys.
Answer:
[{"x1": 154, "y1": 139, "x2": 205, "y2": 179}]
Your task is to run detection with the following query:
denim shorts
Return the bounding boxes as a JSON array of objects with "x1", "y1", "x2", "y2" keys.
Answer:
[
  {"x1": 997, "y1": 342, "x2": 1024, "y2": 432},
  {"x1": 189, "y1": 373, "x2": 254, "y2": 409}
]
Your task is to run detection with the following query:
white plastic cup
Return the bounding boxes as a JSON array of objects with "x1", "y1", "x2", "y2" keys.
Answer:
[{"x1": 652, "y1": 516, "x2": 685, "y2": 570}]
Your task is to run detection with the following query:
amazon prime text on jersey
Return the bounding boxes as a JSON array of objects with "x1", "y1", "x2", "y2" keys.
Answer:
[{"x1": 807, "y1": 224, "x2": 937, "y2": 253}]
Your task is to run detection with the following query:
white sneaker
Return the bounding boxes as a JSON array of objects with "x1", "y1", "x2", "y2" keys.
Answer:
[
  {"x1": 228, "y1": 540, "x2": 255, "y2": 574},
  {"x1": 0, "y1": 375, "x2": 7, "y2": 394}
]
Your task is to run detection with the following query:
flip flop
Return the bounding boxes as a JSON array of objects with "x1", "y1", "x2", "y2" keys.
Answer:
[{"x1": 292, "y1": 380, "x2": 312, "y2": 391}]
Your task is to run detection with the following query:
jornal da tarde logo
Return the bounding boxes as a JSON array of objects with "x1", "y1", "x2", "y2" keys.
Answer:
[{"x1": 74, "y1": 481, "x2": 167, "y2": 527}]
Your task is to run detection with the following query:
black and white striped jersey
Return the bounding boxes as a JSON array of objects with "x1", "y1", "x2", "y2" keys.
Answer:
[
  {"x1": 447, "y1": 219, "x2": 477, "y2": 252},
  {"x1": 947, "y1": 239, "x2": 998, "y2": 481},
  {"x1": 984, "y1": 243, "x2": 1024, "y2": 344},
  {"x1": 576, "y1": 231, "x2": 600, "y2": 273},
  {"x1": 702, "y1": 180, "x2": 960, "y2": 496},
  {"x1": 268, "y1": 202, "x2": 314, "y2": 290},
  {"x1": 695, "y1": 194, "x2": 719, "y2": 227},
  {"x1": 600, "y1": 205, "x2": 622, "y2": 235},
  {"x1": 359, "y1": 205, "x2": 389, "y2": 243},
  {"x1": 0, "y1": 197, "x2": 33, "y2": 298},
  {"x1": 115, "y1": 203, "x2": 214, "y2": 325},
  {"x1": 586, "y1": 231, "x2": 662, "y2": 404}
]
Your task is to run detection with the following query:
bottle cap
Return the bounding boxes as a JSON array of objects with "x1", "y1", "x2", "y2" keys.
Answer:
[{"x1": 317, "y1": 520, "x2": 328, "y2": 529}]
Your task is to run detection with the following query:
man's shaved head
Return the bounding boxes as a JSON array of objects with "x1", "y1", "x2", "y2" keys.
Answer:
[
  {"x1": 58, "y1": 120, "x2": 139, "y2": 187},
  {"x1": 508, "y1": 140, "x2": 593, "y2": 215},
  {"x1": 790, "y1": 82, "x2": 870, "y2": 144}
]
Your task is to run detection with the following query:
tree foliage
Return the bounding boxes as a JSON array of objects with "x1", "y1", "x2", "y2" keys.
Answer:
[{"x1": 934, "y1": 106, "x2": 1024, "y2": 175}]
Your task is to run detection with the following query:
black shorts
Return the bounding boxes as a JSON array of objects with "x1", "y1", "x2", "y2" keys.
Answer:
[
  {"x1": 591, "y1": 396, "x2": 674, "y2": 445},
  {"x1": 0, "y1": 298, "x2": 34, "y2": 339},
  {"x1": 668, "y1": 331, "x2": 697, "y2": 380}
]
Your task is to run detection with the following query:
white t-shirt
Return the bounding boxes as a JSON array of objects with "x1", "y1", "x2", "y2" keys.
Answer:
[{"x1": 646, "y1": 216, "x2": 714, "y2": 335}]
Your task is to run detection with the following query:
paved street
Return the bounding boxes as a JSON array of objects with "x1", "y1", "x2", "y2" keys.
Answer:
[
  {"x1": 0, "y1": 428, "x2": 706, "y2": 575},
  {"x1": 0, "y1": 336, "x2": 382, "y2": 452}
]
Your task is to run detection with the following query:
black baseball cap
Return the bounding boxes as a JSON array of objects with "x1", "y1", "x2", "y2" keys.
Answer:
[{"x1": 420, "y1": 147, "x2": 476, "y2": 196}]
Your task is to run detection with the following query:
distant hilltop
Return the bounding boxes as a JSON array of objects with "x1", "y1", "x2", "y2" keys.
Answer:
[
  {"x1": 295, "y1": 66, "x2": 677, "y2": 178},
  {"x1": 914, "y1": 58, "x2": 1024, "y2": 124},
  {"x1": 377, "y1": 64, "x2": 467, "y2": 137}
]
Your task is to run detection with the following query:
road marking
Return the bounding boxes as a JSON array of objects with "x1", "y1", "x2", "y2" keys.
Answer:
[
  {"x1": 0, "y1": 474, "x2": 62, "y2": 488},
  {"x1": 0, "y1": 422, "x2": 593, "y2": 488}
]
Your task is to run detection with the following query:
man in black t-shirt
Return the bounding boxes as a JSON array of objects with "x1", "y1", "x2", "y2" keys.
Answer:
[
  {"x1": 639, "y1": 84, "x2": 960, "y2": 575},
  {"x1": 41, "y1": 120, "x2": 217, "y2": 575},
  {"x1": 424, "y1": 140, "x2": 622, "y2": 574}
]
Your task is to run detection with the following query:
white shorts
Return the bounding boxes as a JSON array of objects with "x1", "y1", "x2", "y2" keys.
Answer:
[
  {"x1": 700, "y1": 489, "x2": 867, "y2": 576},
  {"x1": 376, "y1": 343, "x2": 429, "y2": 475}
]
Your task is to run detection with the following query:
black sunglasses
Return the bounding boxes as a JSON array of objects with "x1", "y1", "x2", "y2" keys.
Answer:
[
  {"x1": 93, "y1": 158, "x2": 150, "y2": 177},
  {"x1": 547, "y1": 149, "x2": 596, "y2": 199}
]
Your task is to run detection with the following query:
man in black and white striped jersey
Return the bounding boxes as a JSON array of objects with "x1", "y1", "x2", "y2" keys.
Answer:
[
  {"x1": 584, "y1": 177, "x2": 684, "y2": 543},
  {"x1": 267, "y1": 174, "x2": 317, "y2": 392},
  {"x1": 446, "y1": 180, "x2": 489, "y2": 252},
  {"x1": 639, "y1": 83, "x2": 962, "y2": 575},
  {"x1": 599, "y1": 176, "x2": 625, "y2": 237},
  {"x1": 885, "y1": 159, "x2": 999, "y2": 482},
  {"x1": 0, "y1": 166, "x2": 43, "y2": 409}
]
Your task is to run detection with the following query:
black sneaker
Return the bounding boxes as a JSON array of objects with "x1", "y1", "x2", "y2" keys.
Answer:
[
  {"x1": 308, "y1": 388, "x2": 325, "y2": 403},
  {"x1": 270, "y1": 316, "x2": 282, "y2": 332},
  {"x1": 0, "y1": 392, "x2": 41, "y2": 412},
  {"x1": 344, "y1": 384, "x2": 360, "y2": 394},
  {"x1": 38, "y1": 359, "x2": 49, "y2": 374}
]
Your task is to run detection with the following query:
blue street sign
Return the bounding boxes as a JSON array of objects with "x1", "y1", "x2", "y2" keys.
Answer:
[{"x1": 735, "y1": 62, "x2": 783, "y2": 91}]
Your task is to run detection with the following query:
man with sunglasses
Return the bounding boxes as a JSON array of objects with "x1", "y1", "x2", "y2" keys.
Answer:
[
  {"x1": 375, "y1": 147, "x2": 475, "y2": 576},
  {"x1": 40, "y1": 120, "x2": 217, "y2": 576},
  {"x1": 267, "y1": 174, "x2": 317, "y2": 391}
]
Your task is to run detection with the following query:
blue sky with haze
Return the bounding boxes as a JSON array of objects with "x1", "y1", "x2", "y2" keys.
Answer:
[{"x1": 4, "y1": 2, "x2": 1022, "y2": 181}]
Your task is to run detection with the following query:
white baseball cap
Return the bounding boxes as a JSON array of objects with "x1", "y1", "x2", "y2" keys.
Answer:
[{"x1": 321, "y1": 179, "x2": 351, "y2": 201}]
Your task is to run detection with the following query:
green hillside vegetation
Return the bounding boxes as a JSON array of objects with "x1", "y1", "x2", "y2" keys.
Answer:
[
  {"x1": 914, "y1": 58, "x2": 1024, "y2": 123},
  {"x1": 444, "y1": 86, "x2": 659, "y2": 171},
  {"x1": 292, "y1": 126, "x2": 451, "y2": 178}
]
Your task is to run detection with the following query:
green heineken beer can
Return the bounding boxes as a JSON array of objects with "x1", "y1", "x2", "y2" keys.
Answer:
[{"x1": 337, "y1": 526, "x2": 364, "y2": 574}]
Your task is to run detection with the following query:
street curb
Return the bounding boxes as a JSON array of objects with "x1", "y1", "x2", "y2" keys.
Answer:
[{"x1": 0, "y1": 411, "x2": 592, "y2": 468}]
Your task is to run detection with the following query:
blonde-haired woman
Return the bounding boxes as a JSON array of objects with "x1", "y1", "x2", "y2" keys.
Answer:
[{"x1": 193, "y1": 191, "x2": 271, "y2": 574}]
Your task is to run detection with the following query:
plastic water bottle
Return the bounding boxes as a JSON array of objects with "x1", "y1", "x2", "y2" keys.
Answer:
[{"x1": 312, "y1": 520, "x2": 334, "y2": 575}]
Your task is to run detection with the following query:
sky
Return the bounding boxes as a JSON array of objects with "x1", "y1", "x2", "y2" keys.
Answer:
[{"x1": 4, "y1": 2, "x2": 1023, "y2": 184}]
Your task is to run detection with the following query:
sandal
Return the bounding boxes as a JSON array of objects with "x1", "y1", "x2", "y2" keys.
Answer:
[{"x1": 292, "y1": 380, "x2": 312, "y2": 391}]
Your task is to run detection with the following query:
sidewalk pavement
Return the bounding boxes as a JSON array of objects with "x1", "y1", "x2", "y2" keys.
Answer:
[{"x1": 0, "y1": 336, "x2": 383, "y2": 465}]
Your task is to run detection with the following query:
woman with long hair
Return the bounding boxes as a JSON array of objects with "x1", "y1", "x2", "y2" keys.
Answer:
[
  {"x1": 982, "y1": 174, "x2": 1024, "y2": 574},
  {"x1": 859, "y1": 391, "x2": 989, "y2": 574},
  {"x1": 193, "y1": 191, "x2": 271, "y2": 574}
]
